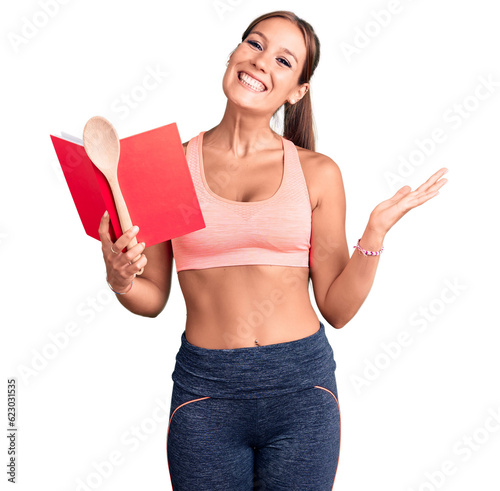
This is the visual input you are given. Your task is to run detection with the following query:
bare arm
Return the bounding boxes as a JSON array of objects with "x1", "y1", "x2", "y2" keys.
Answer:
[
  {"x1": 316, "y1": 222, "x2": 385, "y2": 329},
  {"x1": 310, "y1": 155, "x2": 448, "y2": 329}
]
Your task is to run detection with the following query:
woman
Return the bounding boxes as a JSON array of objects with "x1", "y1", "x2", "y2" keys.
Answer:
[{"x1": 99, "y1": 10, "x2": 448, "y2": 490}]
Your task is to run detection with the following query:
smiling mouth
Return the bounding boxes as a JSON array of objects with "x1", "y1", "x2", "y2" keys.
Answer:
[{"x1": 238, "y1": 72, "x2": 267, "y2": 92}]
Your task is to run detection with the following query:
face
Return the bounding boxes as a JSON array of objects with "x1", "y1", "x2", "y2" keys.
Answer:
[{"x1": 222, "y1": 17, "x2": 309, "y2": 116}]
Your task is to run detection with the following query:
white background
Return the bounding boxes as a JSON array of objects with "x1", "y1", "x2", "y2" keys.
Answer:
[{"x1": 2, "y1": 0, "x2": 499, "y2": 490}]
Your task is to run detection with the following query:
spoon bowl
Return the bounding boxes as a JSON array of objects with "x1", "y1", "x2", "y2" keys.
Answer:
[{"x1": 83, "y1": 116, "x2": 121, "y2": 173}]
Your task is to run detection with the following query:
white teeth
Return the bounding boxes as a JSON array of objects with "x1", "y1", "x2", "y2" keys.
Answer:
[{"x1": 238, "y1": 72, "x2": 266, "y2": 92}]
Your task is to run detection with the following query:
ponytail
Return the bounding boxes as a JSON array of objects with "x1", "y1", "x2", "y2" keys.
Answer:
[{"x1": 284, "y1": 90, "x2": 316, "y2": 151}]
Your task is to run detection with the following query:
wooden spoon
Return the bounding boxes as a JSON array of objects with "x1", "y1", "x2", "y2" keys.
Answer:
[{"x1": 83, "y1": 116, "x2": 143, "y2": 275}]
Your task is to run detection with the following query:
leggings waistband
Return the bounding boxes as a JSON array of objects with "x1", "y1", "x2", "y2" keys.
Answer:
[{"x1": 171, "y1": 321, "x2": 336, "y2": 399}]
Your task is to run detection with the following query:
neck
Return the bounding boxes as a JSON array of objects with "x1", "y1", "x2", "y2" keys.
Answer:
[{"x1": 204, "y1": 101, "x2": 281, "y2": 158}]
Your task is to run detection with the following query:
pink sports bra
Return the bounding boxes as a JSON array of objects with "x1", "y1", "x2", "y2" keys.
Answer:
[{"x1": 170, "y1": 131, "x2": 312, "y2": 273}]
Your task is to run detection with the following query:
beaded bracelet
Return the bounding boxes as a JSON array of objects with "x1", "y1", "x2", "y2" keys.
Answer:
[
  {"x1": 106, "y1": 278, "x2": 134, "y2": 295},
  {"x1": 353, "y1": 238, "x2": 384, "y2": 257}
]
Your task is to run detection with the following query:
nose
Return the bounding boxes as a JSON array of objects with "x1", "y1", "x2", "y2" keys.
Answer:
[{"x1": 251, "y1": 52, "x2": 270, "y2": 73}]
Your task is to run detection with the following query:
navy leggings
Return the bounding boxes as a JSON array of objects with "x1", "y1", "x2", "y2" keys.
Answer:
[{"x1": 167, "y1": 321, "x2": 341, "y2": 490}]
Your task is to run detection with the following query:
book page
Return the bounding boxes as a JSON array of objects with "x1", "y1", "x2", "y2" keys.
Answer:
[{"x1": 59, "y1": 131, "x2": 83, "y2": 146}]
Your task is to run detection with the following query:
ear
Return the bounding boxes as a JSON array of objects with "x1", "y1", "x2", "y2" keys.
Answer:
[{"x1": 287, "y1": 83, "x2": 309, "y2": 105}]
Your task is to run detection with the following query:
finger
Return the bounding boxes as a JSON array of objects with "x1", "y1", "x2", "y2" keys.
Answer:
[
  {"x1": 406, "y1": 187, "x2": 442, "y2": 209},
  {"x1": 427, "y1": 175, "x2": 448, "y2": 193},
  {"x1": 414, "y1": 167, "x2": 448, "y2": 194},
  {"x1": 98, "y1": 211, "x2": 112, "y2": 246},
  {"x1": 123, "y1": 241, "x2": 146, "y2": 264},
  {"x1": 390, "y1": 185, "x2": 412, "y2": 201},
  {"x1": 125, "y1": 253, "x2": 148, "y2": 274},
  {"x1": 112, "y1": 225, "x2": 140, "y2": 254},
  {"x1": 412, "y1": 174, "x2": 448, "y2": 201}
]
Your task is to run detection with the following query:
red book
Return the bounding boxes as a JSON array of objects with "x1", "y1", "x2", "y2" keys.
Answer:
[{"x1": 50, "y1": 122, "x2": 205, "y2": 245}]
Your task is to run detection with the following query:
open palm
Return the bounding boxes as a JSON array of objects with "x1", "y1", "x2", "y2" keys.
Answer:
[{"x1": 369, "y1": 167, "x2": 448, "y2": 235}]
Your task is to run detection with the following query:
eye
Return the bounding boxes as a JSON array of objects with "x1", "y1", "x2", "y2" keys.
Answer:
[
  {"x1": 247, "y1": 39, "x2": 262, "y2": 50},
  {"x1": 277, "y1": 57, "x2": 291, "y2": 68}
]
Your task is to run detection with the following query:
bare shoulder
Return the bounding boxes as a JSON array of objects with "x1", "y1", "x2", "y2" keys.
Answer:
[{"x1": 296, "y1": 146, "x2": 344, "y2": 211}]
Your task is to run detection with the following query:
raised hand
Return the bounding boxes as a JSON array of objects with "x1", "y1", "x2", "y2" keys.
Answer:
[{"x1": 368, "y1": 168, "x2": 448, "y2": 235}]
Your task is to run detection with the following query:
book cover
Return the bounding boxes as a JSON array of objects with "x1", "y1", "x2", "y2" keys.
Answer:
[{"x1": 50, "y1": 122, "x2": 205, "y2": 246}]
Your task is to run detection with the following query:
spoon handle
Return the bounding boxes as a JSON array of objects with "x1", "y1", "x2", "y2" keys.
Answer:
[{"x1": 107, "y1": 174, "x2": 144, "y2": 275}]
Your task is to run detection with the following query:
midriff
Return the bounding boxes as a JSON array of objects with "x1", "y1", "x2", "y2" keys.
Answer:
[{"x1": 178, "y1": 264, "x2": 320, "y2": 349}]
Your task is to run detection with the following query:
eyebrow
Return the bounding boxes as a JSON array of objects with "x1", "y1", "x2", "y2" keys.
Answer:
[{"x1": 250, "y1": 30, "x2": 298, "y2": 65}]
